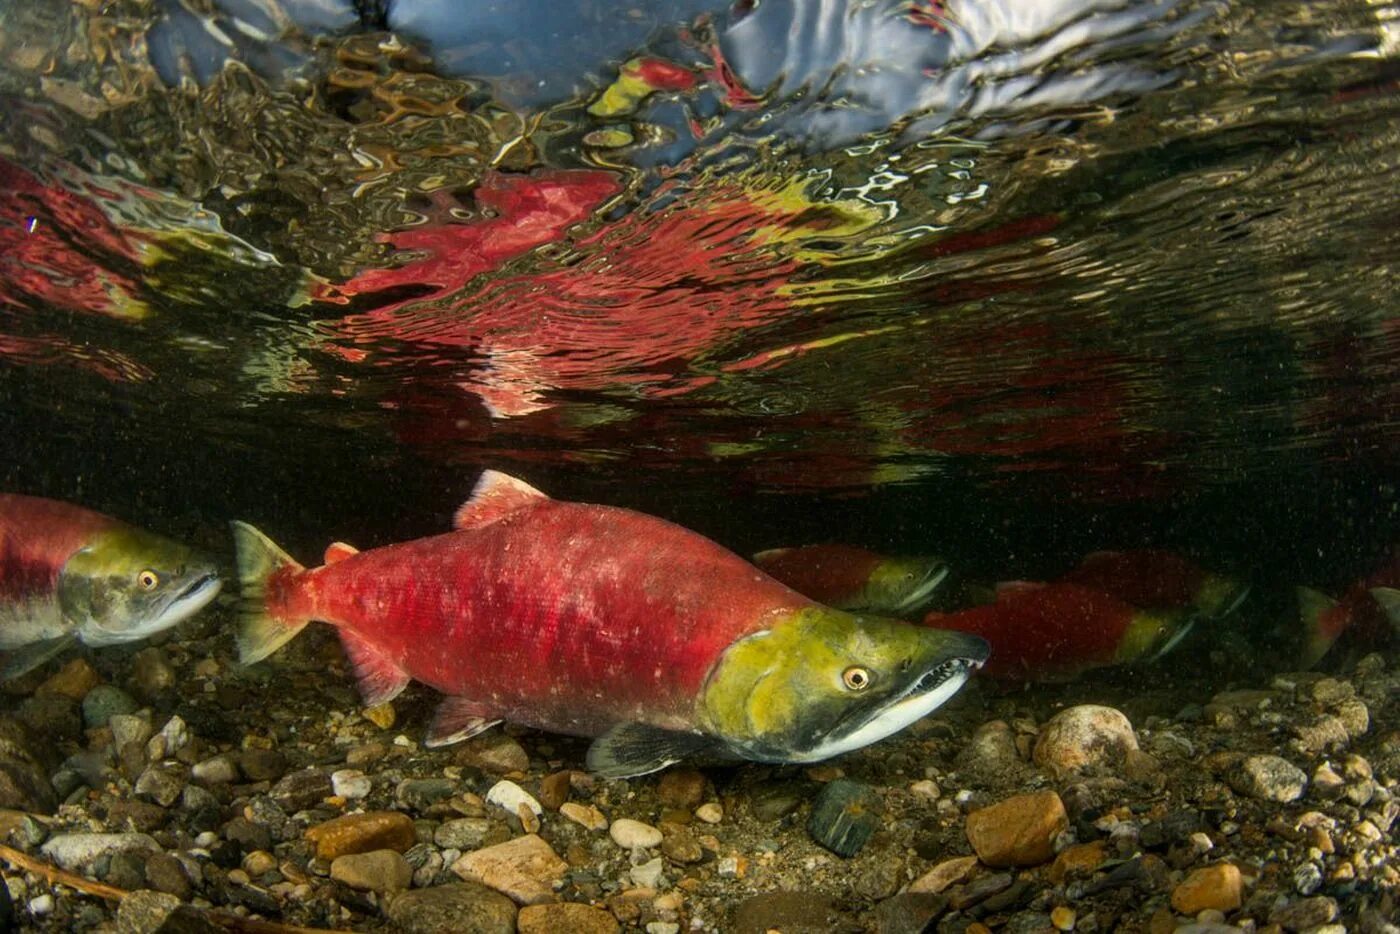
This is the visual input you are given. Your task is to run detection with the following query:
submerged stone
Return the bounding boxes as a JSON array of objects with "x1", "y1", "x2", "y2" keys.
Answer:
[{"x1": 806, "y1": 778, "x2": 881, "y2": 858}]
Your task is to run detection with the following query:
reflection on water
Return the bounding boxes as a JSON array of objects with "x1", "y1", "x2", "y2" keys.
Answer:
[{"x1": 0, "y1": 0, "x2": 1396, "y2": 551}]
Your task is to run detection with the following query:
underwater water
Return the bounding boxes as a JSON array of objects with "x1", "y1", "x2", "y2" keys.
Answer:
[{"x1": 1, "y1": 1, "x2": 1400, "y2": 931}]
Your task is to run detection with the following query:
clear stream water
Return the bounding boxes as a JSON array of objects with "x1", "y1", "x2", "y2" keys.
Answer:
[{"x1": 0, "y1": 0, "x2": 1396, "y2": 664}]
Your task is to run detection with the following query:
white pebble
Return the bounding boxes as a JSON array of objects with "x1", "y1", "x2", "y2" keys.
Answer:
[
  {"x1": 28, "y1": 894, "x2": 53, "y2": 916},
  {"x1": 194, "y1": 831, "x2": 219, "y2": 849},
  {"x1": 331, "y1": 769, "x2": 372, "y2": 800},
  {"x1": 486, "y1": 779, "x2": 542, "y2": 817},
  {"x1": 694, "y1": 803, "x2": 723, "y2": 824},
  {"x1": 609, "y1": 818, "x2": 662, "y2": 849},
  {"x1": 630, "y1": 856, "x2": 665, "y2": 888}
]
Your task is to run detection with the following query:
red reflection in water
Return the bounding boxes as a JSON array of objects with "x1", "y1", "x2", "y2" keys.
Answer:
[{"x1": 0, "y1": 159, "x2": 146, "y2": 321}]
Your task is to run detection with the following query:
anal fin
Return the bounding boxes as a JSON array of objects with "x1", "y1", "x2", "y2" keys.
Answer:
[
  {"x1": 585, "y1": 722, "x2": 718, "y2": 778},
  {"x1": 338, "y1": 630, "x2": 410, "y2": 706},
  {"x1": 0, "y1": 635, "x2": 76, "y2": 681},
  {"x1": 424, "y1": 696, "x2": 503, "y2": 747}
]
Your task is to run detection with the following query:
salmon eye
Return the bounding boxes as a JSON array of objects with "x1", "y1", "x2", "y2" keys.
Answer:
[
  {"x1": 842, "y1": 666, "x2": 872, "y2": 691},
  {"x1": 137, "y1": 570, "x2": 159, "y2": 590}
]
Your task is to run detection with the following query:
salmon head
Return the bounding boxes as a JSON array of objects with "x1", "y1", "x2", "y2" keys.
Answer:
[
  {"x1": 860, "y1": 556, "x2": 951, "y2": 615},
  {"x1": 1114, "y1": 607, "x2": 1196, "y2": 664},
  {"x1": 58, "y1": 525, "x2": 222, "y2": 646},
  {"x1": 699, "y1": 607, "x2": 988, "y2": 763}
]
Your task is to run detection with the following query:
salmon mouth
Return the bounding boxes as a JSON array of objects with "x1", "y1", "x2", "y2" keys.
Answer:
[
  {"x1": 803, "y1": 652, "x2": 985, "y2": 761},
  {"x1": 893, "y1": 564, "x2": 951, "y2": 614}
]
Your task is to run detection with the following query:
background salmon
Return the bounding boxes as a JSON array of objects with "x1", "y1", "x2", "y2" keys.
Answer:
[
  {"x1": 751, "y1": 543, "x2": 949, "y2": 616},
  {"x1": 232, "y1": 471, "x2": 988, "y2": 777},
  {"x1": 0, "y1": 493, "x2": 222, "y2": 678},
  {"x1": 922, "y1": 581, "x2": 1191, "y2": 681}
]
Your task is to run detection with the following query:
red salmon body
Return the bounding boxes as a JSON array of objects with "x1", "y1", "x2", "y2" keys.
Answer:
[
  {"x1": 260, "y1": 487, "x2": 818, "y2": 737},
  {"x1": 922, "y1": 582, "x2": 1139, "y2": 680},
  {"x1": 1057, "y1": 550, "x2": 1203, "y2": 609},
  {"x1": 0, "y1": 494, "x2": 119, "y2": 602}
]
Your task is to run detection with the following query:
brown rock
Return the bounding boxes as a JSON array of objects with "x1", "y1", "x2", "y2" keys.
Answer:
[
  {"x1": 1048, "y1": 840, "x2": 1109, "y2": 883},
  {"x1": 1033, "y1": 705, "x2": 1138, "y2": 776},
  {"x1": 305, "y1": 811, "x2": 416, "y2": 860},
  {"x1": 908, "y1": 855, "x2": 978, "y2": 895},
  {"x1": 452, "y1": 833, "x2": 568, "y2": 905},
  {"x1": 455, "y1": 734, "x2": 529, "y2": 774},
  {"x1": 330, "y1": 848, "x2": 413, "y2": 893},
  {"x1": 538, "y1": 771, "x2": 572, "y2": 811},
  {"x1": 35, "y1": 658, "x2": 99, "y2": 701},
  {"x1": 518, "y1": 902, "x2": 620, "y2": 934},
  {"x1": 1171, "y1": 862, "x2": 1242, "y2": 915},
  {"x1": 657, "y1": 769, "x2": 706, "y2": 809},
  {"x1": 965, "y1": 791, "x2": 1068, "y2": 867}
]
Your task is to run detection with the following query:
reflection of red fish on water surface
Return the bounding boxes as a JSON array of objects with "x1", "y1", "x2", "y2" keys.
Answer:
[
  {"x1": 323, "y1": 173, "x2": 882, "y2": 416},
  {"x1": 922, "y1": 581, "x2": 1194, "y2": 681},
  {"x1": 310, "y1": 169, "x2": 622, "y2": 320},
  {"x1": 1058, "y1": 549, "x2": 1250, "y2": 619},
  {"x1": 0, "y1": 159, "x2": 149, "y2": 321},
  {"x1": 1298, "y1": 548, "x2": 1400, "y2": 665}
]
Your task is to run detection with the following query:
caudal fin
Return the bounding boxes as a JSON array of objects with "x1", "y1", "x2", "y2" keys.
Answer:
[
  {"x1": 230, "y1": 521, "x2": 309, "y2": 665},
  {"x1": 1296, "y1": 586, "x2": 1341, "y2": 668},
  {"x1": 1372, "y1": 587, "x2": 1400, "y2": 632}
]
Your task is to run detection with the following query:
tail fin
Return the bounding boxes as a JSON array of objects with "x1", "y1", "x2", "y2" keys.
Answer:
[
  {"x1": 1296, "y1": 586, "x2": 1341, "y2": 667},
  {"x1": 1371, "y1": 587, "x2": 1400, "y2": 632},
  {"x1": 230, "y1": 521, "x2": 309, "y2": 665}
]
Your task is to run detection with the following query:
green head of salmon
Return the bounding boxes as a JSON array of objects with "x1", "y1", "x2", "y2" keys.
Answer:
[
  {"x1": 698, "y1": 607, "x2": 988, "y2": 763},
  {"x1": 59, "y1": 525, "x2": 221, "y2": 645}
]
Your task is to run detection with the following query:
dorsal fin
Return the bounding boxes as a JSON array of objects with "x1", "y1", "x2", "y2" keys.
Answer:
[
  {"x1": 453, "y1": 470, "x2": 550, "y2": 531},
  {"x1": 324, "y1": 542, "x2": 359, "y2": 565},
  {"x1": 995, "y1": 580, "x2": 1046, "y2": 598}
]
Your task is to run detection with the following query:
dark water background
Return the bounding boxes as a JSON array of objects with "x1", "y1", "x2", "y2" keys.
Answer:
[{"x1": 1, "y1": 0, "x2": 1397, "y2": 622}]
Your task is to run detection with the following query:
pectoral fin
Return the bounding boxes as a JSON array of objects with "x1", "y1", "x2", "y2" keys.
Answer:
[
  {"x1": 0, "y1": 635, "x2": 76, "y2": 680},
  {"x1": 585, "y1": 722, "x2": 719, "y2": 778},
  {"x1": 424, "y1": 696, "x2": 503, "y2": 747}
]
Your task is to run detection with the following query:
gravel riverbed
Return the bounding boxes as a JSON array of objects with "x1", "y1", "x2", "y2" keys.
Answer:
[{"x1": 0, "y1": 609, "x2": 1396, "y2": 933}]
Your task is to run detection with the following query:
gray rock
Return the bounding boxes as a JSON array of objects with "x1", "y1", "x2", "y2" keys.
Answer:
[
  {"x1": 1272, "y1": 896, "x2": 1339, "y2": 931},
  {"x1": 957, "y1": 720, "x2": 1030, "y2": 786},
  {"x1": 82, "y1": 685, "x2": 139, "y2": 729},
  {"x1": 144, "y1": 851, "x2": 193, "y2": 900},
  {"x1": 18, "y1": 695, "x2": 82, "y2": 742},
  {"x1": 733, "y1": 892, "x2": 843, "y2": 933},
  {"x1": 0, "y1": 716, "x2": 58, "y2": 814},
  {"x1": 874, "y1": 894, "x2": 948, "y2": 934},
  {"x1": 1293, "y1": 861, "x2": 1323, "y2": 896},
  {"x1": 434, "y1": 817, "x2": 492, "y2": 850},
  {"x1": 135, "y1": 762, "x2": 189, "y2": 807},
  {"x1": 191, "y1": 754, "x2": 239, "y2": 785},
  {"x1": 40, "y1": 832, "x2": 158, "y2": 871},
  {"x1": 115, "y1": 889, "x2": 181, "y2": 934},
  {"x1": 110, "y1": 713, "x2": 153, "y2": 750},
  {"x1": 807, "y1": 779, "x2": 881, "y2": 858},
  {"x1": 385, "y1": 882, "x2": 517, "y2": 934},
  {"x1": 331, "y1": 848, "x2": 413, "y2": 893},
  {"x1": 397, "y1": 777, "x2": 456, "y2": 811},
  {"x1": 104, "y1": 850, "x2": 147, "y2": 890},
  {"x1": 130, "y1": 648, "x2": 176, "y2": 699},
  {"x1": 237, "y1": 747, "x2": 287, "y2": 782},
  {"x1": 271, "y1": 768, "x2": 332, "y2": 811},
  {"x1": 748, "y1": 780, "x2": 811, "y2": 821},
  {"x1": 1229, "y1": 755, "x2": 1308, "y2": 802}
]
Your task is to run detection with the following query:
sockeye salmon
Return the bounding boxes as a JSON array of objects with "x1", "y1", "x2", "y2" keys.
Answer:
[
  {"x1": 0, "y1": 494, "x2": 222, "y2": 678},
  {"x1": 752, "y1": 544, "x2": 950, "y2": 617},
  {"x1": 922, "y1": 581, "x2": 1193, "y2": 681},
  {"x1": 232, "y1": 471, "x2": 988, "y2": 777}
]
